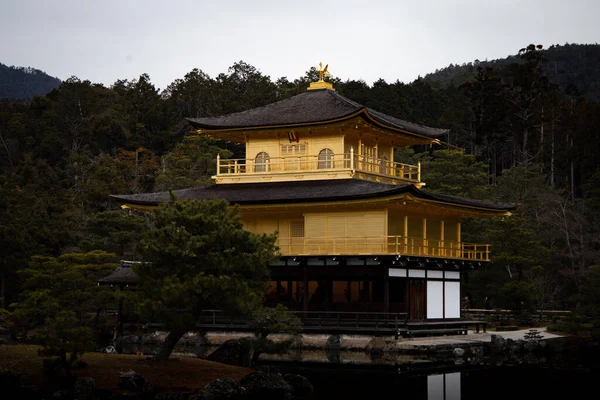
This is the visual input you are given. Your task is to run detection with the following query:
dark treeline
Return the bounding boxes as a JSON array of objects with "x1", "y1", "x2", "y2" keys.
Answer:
[
  {"x1": 423, "y1": 43, "x2": 600, "y2": 102},
  {"x1": 0, "y1": 63, "x2": 62, "y2": 99},
  {"x1": 2, "y1": 44, "x2": 600, "y2": 315}
]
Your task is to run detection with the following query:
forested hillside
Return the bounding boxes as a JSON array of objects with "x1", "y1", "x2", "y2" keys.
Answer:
[
  {"x1": 2, "y1": 45, "x2": 600, "y2": 314},
  {"x1": 0, "y1": 63, "x2": 62, "y2": 99},
  {"x1": 424, "y1": 43, "x2": 600, "y2": 101}
]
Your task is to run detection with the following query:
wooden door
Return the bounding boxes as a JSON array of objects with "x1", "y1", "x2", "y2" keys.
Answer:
[{"x1": 407, "y1": 279, "x2": 425, "y2": 320}]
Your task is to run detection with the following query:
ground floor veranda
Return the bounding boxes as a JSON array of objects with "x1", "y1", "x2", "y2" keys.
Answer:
[{"x1": 266, "y1": 255, "x2": 473, "y2": 321}]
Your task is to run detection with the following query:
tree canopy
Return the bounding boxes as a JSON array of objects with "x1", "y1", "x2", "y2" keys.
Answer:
[{"x1": 135, "y1": 199, "x2": 277, "y2": 360}]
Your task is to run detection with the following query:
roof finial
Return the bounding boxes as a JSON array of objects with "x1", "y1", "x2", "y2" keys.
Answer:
[
  {"x1": 308, "y1": 62, "x2": 334, "y2": 91},
  {"x1": 317, "y1": 62, "x2": 330, "y2": 82}
]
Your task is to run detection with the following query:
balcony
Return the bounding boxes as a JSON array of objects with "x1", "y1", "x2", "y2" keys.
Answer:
[
  {"x1": 275, "y1": 236, "x2": 490, "y2": 262},
  {"x1": 214, "y1": 152, "x2": 421, "y2": 185}
]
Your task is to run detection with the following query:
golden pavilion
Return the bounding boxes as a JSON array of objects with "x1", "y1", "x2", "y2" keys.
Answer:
[{"x1": 113, "y1": 66, "x2": 514, "y2": 322}]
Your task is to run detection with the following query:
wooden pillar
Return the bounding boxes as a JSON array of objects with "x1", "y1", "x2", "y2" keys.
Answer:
[
  {"x1": 440, "y1": 220, "x2": 445, "y2": 257},
  {"x1": 403, "y1": 215, "x2": 408, "y2": 253},
  {"x1": 423, "y1": 218, "x2": 427, "y2": 255},
  {"x1": 457, "y1": 221, "x2": 462, "y2": 259},
  {"x1": 216, "y1": 153, "x2": 221, "y2": 176},
  {"x1": 357, "y1": 137, "x2": 362, "y2": 170}
]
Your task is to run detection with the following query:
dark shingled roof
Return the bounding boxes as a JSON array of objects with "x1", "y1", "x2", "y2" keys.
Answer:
[
  {"x1": 186, "y1": 89, "x2": 448, "y2": 138},
  {"x1": 98, "y1": 261, "x2": 140, "y2": 285},
  {"x1": 112, "y1": 179, "x2": 516, "y2": 211}
]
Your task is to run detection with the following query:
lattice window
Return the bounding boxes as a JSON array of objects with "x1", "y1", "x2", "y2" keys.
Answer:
[
  {"x1": 290, "y1": 220, "x2": 305, "y2": 237},
  {"x1": 281, "y1": 143, "x2": 306, "y2": 156},
  {"x1": 318, "y1": 148, "x2": 334, "y2": 169},
  {"x1": 254, "y1": 152, "x2": 270, "y2": 172}
]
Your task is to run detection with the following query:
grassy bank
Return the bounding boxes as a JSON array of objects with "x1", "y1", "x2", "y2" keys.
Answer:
[{"x1": 0, "y1": 344, "x2": 252, "y2": 393}]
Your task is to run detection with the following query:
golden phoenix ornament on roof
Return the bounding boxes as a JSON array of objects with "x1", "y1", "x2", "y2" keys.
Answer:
[{"x1": 317, "y1": 62, "x2": 331, "y2": 81}]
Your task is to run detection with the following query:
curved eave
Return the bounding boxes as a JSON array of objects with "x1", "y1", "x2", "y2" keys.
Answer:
[
  {"x1": 188, "y1": 109, "x2": 442, "y2": 145},
  {"x1": 112, "y1": 186, "x2": 516, "y2": 216}
]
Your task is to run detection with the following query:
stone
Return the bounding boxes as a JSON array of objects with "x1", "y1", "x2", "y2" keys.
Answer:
[
  {"x1": 119, "y1": 370, "x2": 154, "y2": 397},
  {"x1": 141, "y1": 331, "x2": 169, "y2": 345},
  {"x1": 283, "y1": 374, "x2": 313, "y2": 399},
  {"x1": 103, "y1": 346, "x2": 118, "y2": 354},
  {"x1": 74, "y1": 377, "x2": 96, "y2": 400},
  {"x1": 206, "y1": 337, "x2": 255, "y2": 367},
  {"x1": 453, "y1": 348, "x2": 465, "y2": 357},
  {"x1": 197, "y1": 378, "x2": 244, "y2": 400},
  {"x1": 490, "y1": 335, "x2": 506, "y2": 351},
  {"x1": 325, "y1": 334, "x2": 341, "y2": 350},
  {"x1": 524, "y1": 340, "x2": 540, "y2": 352},
  {"x1": 240, "y1": 371, "x2": 293, "y2": 400},
  {"x1": 469, "y1": 346, "x2": 484, "y2": 357},
  {"x1": 120, "y1": 335, "x2": 140, "y2": 344},
  {"x1": 179, "y1": 332, "x2": 206, "y2": 347}
]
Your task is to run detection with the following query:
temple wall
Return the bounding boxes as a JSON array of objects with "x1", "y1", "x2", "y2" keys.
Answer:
[
  {"x1": 305, "y1": 210, "x2": 387, "y2": 238},
  {"x1": 245, "y1": 133, "x2": 344, "y2": 160}
]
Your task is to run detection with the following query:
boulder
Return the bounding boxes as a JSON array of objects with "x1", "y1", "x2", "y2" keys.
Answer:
[
  {"x1": 468, "y1": 346, "x2": 483, "y2": 357},
  {"x1": 240, "y1": 371, "x2": 293, "y2": 400},
  {"x1": 283, "y1": 374, "x2": 313, "y2": 399},
  {"x1": 142, "y1": 331, "x2": 169, "y2": 345},
  {"x1": 325, "y1": 334, "x2": 341, "y2": 351},
  {"x1": 120, "y1": 335, "x2": 140, "y2": 344},
  {"x1": 102, "y1": 346, "x2": 118, "y2": 354},
  {"x1": 119, "y1": 370, "x2": 154, "y2": 397},
  {"x1": 74, "y1": 377, "x2": 96, "y2": 400},
  {"x1": 453, "y1": 348, "x2": 465, "y2": 357},
  {"x1": 206, "y1": 338, "x2": 255, "y2": 368},
  {"x1": 366, "y1": 337, "x2": 386, "y2": 351},
  {"x1": 195, "y1": 378, "x2": 245, "y2": 400},
  {"x1": 179, "y1": 332, "x2": 206, "y2": 347},
  {"x1": 490, "y1": 335, "x2": 506, "y2": 351}
]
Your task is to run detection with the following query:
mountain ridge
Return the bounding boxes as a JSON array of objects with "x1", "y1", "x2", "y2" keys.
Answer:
[{"x1": 0, "y1": 62, "x2": 62, "y2": 100}]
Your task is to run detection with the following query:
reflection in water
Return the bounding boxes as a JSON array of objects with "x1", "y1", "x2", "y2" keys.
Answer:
[
  {"x1": 119, "y1": 339, "x2": 597, "y2": 400},
  {"x1": 428, "y1": 373, "x2": 461, "y2": 400}
]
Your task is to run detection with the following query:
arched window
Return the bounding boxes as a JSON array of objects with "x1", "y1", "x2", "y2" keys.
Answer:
[
  {"x1": 255, "y1": 152, "x2": 270, "y2": 172},
  {"x1": 380, "y1": 155, "x2": 388, "y2": 174},
  {"x1": 318, "y1": 148, "x2": 334, "y2": 169}
]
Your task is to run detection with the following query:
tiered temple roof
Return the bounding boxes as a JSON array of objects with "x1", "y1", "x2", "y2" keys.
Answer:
[
  {"x1": 187, "y1": 89, "x2": 448, "y2": 139},
  {"x1": 112, "y1": 179, "x2": 515, "y2": 213}
]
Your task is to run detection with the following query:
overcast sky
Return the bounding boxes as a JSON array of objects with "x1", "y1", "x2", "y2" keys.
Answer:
[{"x1": 1, "y1": 0, "x2": 598, "y2": 91}]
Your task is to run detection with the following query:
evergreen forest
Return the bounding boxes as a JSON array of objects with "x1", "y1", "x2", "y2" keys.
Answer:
[{"x1": 2, "y1": 43, "x2": 600, "y2": 315}]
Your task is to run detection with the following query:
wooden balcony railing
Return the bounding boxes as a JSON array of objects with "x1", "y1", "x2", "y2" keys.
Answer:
[
  {"x1": 276, "y1": 236, "x2": 491, "y2": 261},
  {"x1": 216, "y1": 152, "x2": 420, "y2": 182}
]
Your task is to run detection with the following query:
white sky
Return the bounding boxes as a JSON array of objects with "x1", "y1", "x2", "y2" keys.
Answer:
[{"x1": 1, "y1": 0, "x2": 598, "y2": 91}]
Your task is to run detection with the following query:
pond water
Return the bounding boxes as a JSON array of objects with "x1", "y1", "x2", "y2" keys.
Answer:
[
  {"x1": 261, "y1": 364, "x2": 596, "y2": 400},
  {"x1": 122, "y1": 339, "x2": 599, "y2": 400}
]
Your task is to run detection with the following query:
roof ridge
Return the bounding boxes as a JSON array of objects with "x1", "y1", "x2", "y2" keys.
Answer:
[
  {"x1": 328, "y1": 90, "x2": 364, "y2": 110},
  {"x1": 188, "y1": 91, "x2": 314, "y2": 122}
]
